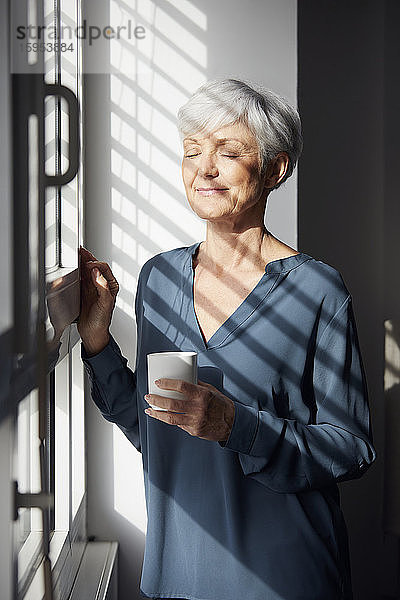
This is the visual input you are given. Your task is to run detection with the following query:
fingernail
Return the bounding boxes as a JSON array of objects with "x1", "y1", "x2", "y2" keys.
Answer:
[{"x1": 155, "y1": 379, "x2": 161, "y2": 385}]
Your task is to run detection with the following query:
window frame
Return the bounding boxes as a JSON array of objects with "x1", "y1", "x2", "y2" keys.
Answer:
[{"x1": 9, "y1": 0, "x2": 87, "y2": 597}]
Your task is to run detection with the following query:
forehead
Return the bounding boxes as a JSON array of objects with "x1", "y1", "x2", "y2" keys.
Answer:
[{"x1": 183, "y1": 121, "x2": 257, "y2": 146}]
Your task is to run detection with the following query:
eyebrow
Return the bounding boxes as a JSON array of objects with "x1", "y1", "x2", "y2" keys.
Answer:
[{"x1": 183, "y1": 137, "x2": 248, "y2": 146}]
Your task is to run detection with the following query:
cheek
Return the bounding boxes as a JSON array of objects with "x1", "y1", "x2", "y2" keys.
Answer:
[
  {"x1": 182, "y1": 161, "x2": 197, "y2": 187},
  {"x1": 230, "y1": 172, "x2": 264, "y2": 207},
  {"x1": 227, "y1": 160, "x2": 258, "y2": 185},
  {"x1": 231, "y1": 174, "x2": 260, "y2": 197}
]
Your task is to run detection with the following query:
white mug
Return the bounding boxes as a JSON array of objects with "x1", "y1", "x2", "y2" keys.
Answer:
[{"x1": 147, "y1": 351, "x2": 198, "y2": 411}]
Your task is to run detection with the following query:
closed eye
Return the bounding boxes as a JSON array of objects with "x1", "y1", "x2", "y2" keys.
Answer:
[{"x1": 185, "y1": 153, "x2": 200, "y2": 158}]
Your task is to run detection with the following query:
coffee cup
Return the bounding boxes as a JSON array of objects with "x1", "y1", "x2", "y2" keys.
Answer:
[{"x1": 147, "y1": 351, "x2": 198, "y2": 411}]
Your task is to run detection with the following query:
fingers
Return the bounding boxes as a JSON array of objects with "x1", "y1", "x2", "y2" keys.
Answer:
[
  {"x1": 197, "y1": 380, "x2": 215, "y2": 389},
  {"x1": 85, "y1": 260, "x2": 117, "y2": 284},
  {"x1": 79, "y1": 246, "x2": 98, "y2": 261},
  {"x1": 92, "y1": 268, "x2": 108, "y2": 290},
  {"x1": 145, "y1": 393, "x2": 195, "y2": 413},
  {"x1": 80, "y1": 248, "x2": 113, "y2": 281},
  {"x1": 79, "y1": 248, "x2": 119, "y2": 295},
  {"x1": 91, "y1": 268, "x2": 119, "y2": 302},
  {"x1": 145, "y1": 407, "x2": 194, "y2": 427},
  {"x1": 155, "y1": 378, "x2": 198, "y2": 396},
  {"x1": 84, "y1": 262, "x2": 119, "y2": 298},
  {"x1": 80, "y1": 247, "x2": 98, "y2": 284}
]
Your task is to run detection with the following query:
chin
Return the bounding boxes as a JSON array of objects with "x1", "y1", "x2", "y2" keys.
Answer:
[
  {"x1": 188, "y1": 198, "x2": 230, "y2": 221},
  {"x1": 191, "y1": 206, "x2": 227, "y2": 221}
]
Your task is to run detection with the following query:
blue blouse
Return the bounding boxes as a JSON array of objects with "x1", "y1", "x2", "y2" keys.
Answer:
[{"x1": 81, "y1": 242, "x2": 376, "y2": 600}]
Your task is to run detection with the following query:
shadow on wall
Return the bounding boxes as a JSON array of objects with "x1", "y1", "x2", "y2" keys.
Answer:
[
  {"x1": 85, "y1": 391, "x2": 146, "y2": 594},
  {"x1": 84, "y1": 4, "x2": 207, "y2": 598},
  {"x1": 84, "y1": 2, "x2": 205, "y2": 597}
]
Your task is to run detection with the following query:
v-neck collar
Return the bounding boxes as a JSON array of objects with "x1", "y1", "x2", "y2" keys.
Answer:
[{"x1": 184, "y1": 241, "x2": 312, "y2": 351}]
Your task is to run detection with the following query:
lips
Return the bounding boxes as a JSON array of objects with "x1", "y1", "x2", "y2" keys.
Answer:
[{"x1": 195, "y1": 187, "x2": 228, "y2": 195}]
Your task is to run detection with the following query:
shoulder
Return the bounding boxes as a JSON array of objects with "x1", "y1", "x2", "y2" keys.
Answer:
[
  {"x1": 290, "y1": 253, "x2": 352, "y2": 320},
  {"x1": 299, "y1": 254, "x2": 349, "y2": 294},
  {"x1": 137, "y1": 243, "x2": 197, "y2": 286}
]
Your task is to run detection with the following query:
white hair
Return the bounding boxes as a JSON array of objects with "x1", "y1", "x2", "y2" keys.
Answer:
[{"x1": 177, "y1": 78, "x2": 303, "y2": 189}]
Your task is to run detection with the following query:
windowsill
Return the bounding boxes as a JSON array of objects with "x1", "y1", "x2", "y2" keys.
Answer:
[{"x1": 21, "y1": 540, "x2": 118, "y2": 600}]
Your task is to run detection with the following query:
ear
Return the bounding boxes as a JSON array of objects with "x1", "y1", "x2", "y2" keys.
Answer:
[{"x1": 263, "y1": 153, "x2": 289, "y2": 190}]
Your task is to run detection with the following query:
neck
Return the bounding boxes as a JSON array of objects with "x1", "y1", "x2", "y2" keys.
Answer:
[{"x1": 199, "y1": 221, "x2": 273, "y2": 273}]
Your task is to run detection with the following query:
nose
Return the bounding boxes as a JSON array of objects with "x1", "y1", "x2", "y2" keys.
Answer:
[{"x1": 198, "y1": 152, "x2": 219, "y2": 177}]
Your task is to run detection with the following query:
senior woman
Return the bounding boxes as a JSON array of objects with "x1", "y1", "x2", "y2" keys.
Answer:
[{"x1": 79, "y1": 79, "x2": 376, "y2": 600}]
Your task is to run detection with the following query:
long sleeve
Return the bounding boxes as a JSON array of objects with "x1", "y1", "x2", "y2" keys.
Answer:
[
  {"x1": 81, "y1": 272, "x2": 144, "y2": 452},
  {"x1": 82, "y1": 334, "x2": 141, "y2": 451},
  {"x1": 219, "y1": 295, "x2": 376, "y2": 493}
]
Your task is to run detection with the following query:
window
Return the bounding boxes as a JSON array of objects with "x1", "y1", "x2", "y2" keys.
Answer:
[{"x1": 11, "y1": 0, "x2": 86, "y2": 597}]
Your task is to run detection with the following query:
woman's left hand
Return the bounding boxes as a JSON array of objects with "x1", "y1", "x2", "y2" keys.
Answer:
[{"x1": 144, "y1": 379, "x2": 235, "y2": 443}]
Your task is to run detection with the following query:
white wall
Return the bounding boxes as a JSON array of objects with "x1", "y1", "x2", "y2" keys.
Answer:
[{"x1": 83, "y1": 1, "x2": 297, "y2": 598}]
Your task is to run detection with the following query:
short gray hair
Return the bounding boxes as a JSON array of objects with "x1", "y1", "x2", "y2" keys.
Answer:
[{"x1": 177, "y1": 78, "x2": 303, "y2": 189}]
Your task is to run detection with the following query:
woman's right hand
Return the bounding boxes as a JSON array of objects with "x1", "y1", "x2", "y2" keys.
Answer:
[{"x1": 77, "y1": 246, "x2": 120, "y2": 355}]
